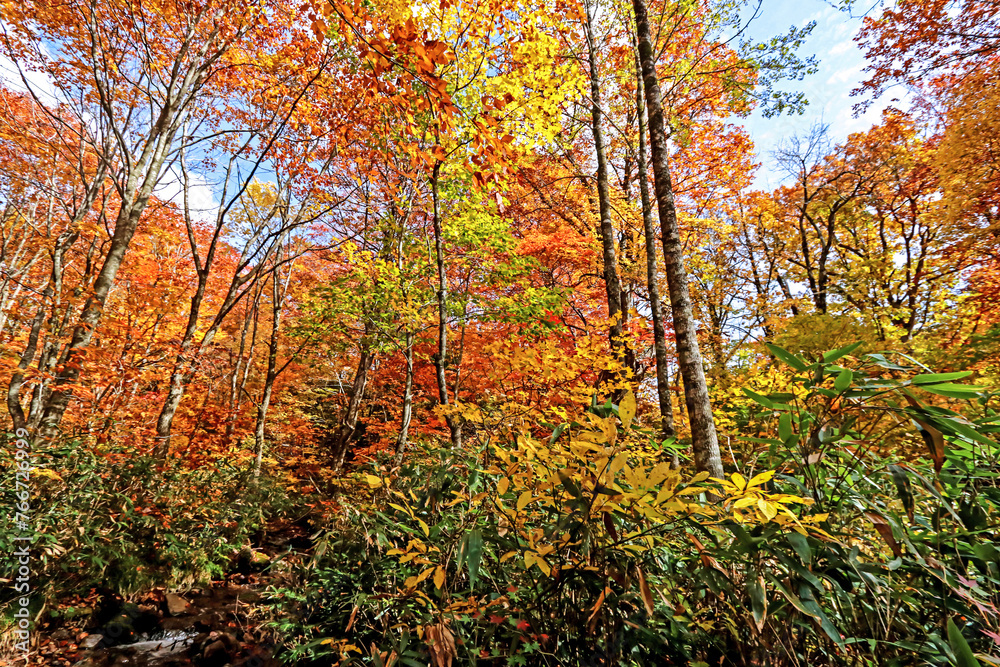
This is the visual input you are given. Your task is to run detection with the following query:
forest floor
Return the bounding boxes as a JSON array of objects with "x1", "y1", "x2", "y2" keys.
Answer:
[{"x1": 28, "y1": 518, "x2": 316, "y2": 667}]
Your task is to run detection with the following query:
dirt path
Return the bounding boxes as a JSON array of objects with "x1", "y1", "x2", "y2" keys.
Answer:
[{"x1": 30, "y1": 518, "x2": 315, "y2": 667}]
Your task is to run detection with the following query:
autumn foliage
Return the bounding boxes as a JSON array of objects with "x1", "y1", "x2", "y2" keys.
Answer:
[{"x1": 1, "y1": 0, "x2": 999, "y2": 664}]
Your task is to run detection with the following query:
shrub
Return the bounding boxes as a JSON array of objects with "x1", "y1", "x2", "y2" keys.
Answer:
[
  {"x1": 271, "y1": 344, "x2": 1000, "y2": 666},
  {"x1": 0, "y1": 439, "x2": 299, "y2": 605}
]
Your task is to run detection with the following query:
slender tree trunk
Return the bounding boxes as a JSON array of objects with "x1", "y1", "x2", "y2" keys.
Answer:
[
  {"x1": 254, "y1": 272, "x2": 284, "y2": 479},
  {"x1": 584, "y1": 0, "x2": 624, "y2": 368},
  {"x1": 634, "y1": 53, "x2": 675, "y2": 444},
  {"x1": 226, "y1": 292, "x2": 259, "y2": 439},
  {"x1": 394, "y1": 332, "x2": 415, "y2": 466},
  {"x1": 154, "y1": 268, "x2": 254, "y2": 454},
  {"x1": 8, "y1": 230, "x2": 75, "y2": 433},
  {"x1": 452, "y1": 296, "x2": 468, "y2": 400},
  {"x1": 332, "y1": 341, "x2": 374, "y2": 471},
  {"x1": 430, "y1": 161, "x2": 463, "y2": 448},
  {"x1": 632, "y1": 0, "x2": 724, "y2": 478},
  {"x1": 7, "y1": 303, "x2": 47, "y2": 433},
  {"x1": 155, "y1": 316, "x2": 201, "y2": 454}
]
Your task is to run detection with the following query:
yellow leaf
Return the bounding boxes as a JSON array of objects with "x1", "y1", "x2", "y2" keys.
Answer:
[
  {"x1": 497, "y1": 477, "x2": 510, "y2": 496},
  {"x1": 609, "y1": 453, "x2": 628, "y2": 475},
  {"x1": 731, "y1": 472, "x2": 748, "y2": 491},
  {"x1": 517, "y1": 490, "x2": 533, "y2": 511},
  {"x1": 689, "y1": 471, "x2": 710, "y2": 484},
  {"x1": 433, "y1": 566, "x2": 446, "y2": 590},
  {"x1": 757, "y1": 499, "x2": 778, "y2": 521},
  {"x1": 578, "y1": 429, "x2": 606, "y2": 444},
  {"x1": 619, "y1": 390, "x2": 636, "y2": 429},
  {"x1": 404, "y1": 566, "x2": 435, "y2": 589},
  {"x1": 417, "y1": 518, "x2": 430, "y2": 537},
  {"x1": 600, "y1": 417, "x2": 617, "y2": 444},
  {"x1": 747, "y1": 470, "x2": 776, "y2": 488},
  {"x1": 388, "y1": 502, "x2": 413, "y2": 517},
  {"x1": 364, "y1": 474, "x2": 382, "y2": 488},
  {"x1": 536, "y1": 556, "x2": 552, "y2": 576},
  {"x1": 33, "y1": 468, "x2": 61, "y2": 481}
]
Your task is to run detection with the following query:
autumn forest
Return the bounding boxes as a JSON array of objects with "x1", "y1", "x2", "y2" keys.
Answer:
[{"x1": 1, "y1": 0, "x2": 999, "y2": 665}]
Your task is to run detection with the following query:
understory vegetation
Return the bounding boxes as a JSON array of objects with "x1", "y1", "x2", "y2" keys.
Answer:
[{"x1": 269, "y1": 347, "x2": 1000, "y2": 666}]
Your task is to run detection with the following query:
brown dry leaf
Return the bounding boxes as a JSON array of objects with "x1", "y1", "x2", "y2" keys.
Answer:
[
  {"x1": 903, "y1": 395, "x2": 946, "y2": 473},
  {"x1": 345, "y1": 605, "x2": 359, "y2": 633},
  {"x1": 368, "y1": 643, "x2": 397, "y2": 667},
  {"x1": 865, "y1": 512, "x2": 902, "y2": 557},
  {"x1": 425, "y1": 622, "x2": 456, "y2": 667},
  {"x1": 637, "y1": 567, "x2": 655, "y2": 616},
  {"x1": 690, "y1": 534, "x2": 723, "y2": 571},
  {"x1": 587, "y1": 586, "x2": 609, "y2": 633}
]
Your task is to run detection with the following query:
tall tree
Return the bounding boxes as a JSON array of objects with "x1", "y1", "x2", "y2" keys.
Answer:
[
  {"x1": 633, "y1": 53, "x2": 674, "y2": 443},
  {"x1": 582, "y1": 0, "x2": 626, "y2": 376},
  {"x1": 632, "y1": 0, "x2": 724, "y2": 478}
]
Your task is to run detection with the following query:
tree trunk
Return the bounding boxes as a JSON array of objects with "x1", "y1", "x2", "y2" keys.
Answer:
[
  {"x1": 7, "y1": 303, "x2": 47, "y2": 433},
  {"x1": 632, "y1": 0, "x2": 724, "y2": 478},
  {"x1": 7, "y1": 228, "x2": 76, "y2": 433},
  {"x1": 332, "y1": 342, "x2": 374, "y2": 471},
  {"x1": 584, "y1": 0, "x2": 625, "y2": 369},
  {"x1": 634, "y1": 53, "x2": 675, "y2": 444},
  {"x1": 254, "y1": 271, "x2": 285, "y2": 479},
  {"x1": 394, "y1": 332, "x2": 415, "y2": 467},
  {"x1": 430, "y1": 161, "x2": 463, "y2": 448},
  {"x1": 226, "y1": 288, "x2": 262, "y2": 439}
]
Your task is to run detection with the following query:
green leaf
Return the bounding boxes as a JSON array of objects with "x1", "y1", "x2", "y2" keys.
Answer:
[
  {"x1": 911, "y1": 371, "x2": 973, "y2": 384},
  {"x1": 941, "y1": 417, "x2": 998, "y2": 447},
  {"x1": 834, "y1": 369, "x2": 853, "y2": 393},
  {"x1": 947, "y1": 618, "x2": 981, "y2": 667},
  {"x1": 786, "y1": 532, "x2": 811, "y2": 566},
  {"x1": 766, "y1": 343, "x2": 809, "y2": 372},
  {"x1": 798, "y1": 583, "x2": 844, "y2": 648},
  {"x1": 920, "y1": 383, "x2": 986, "y2": 399},
  {"x1": 742, "y1": 388, "x2": 774, "y2": 408},
  {"x1": 865, "y1": 353, "x2": 909, "y2": 370},
  {"x1": 465, "y1": 529, "x2": 483, "y2": 591},
  {"x1": 748, "y1": 576, "x2": 767, "y2": 628},
  {"x1": 778, "y1": 413, "x2": 793, "y2": 442},
  {"x1": 887, "y1": 465, "x2": 914, "y2": 522},
  {"x1": 768, "y1": 576, "x2": 815, "y2": 617},
  {"x1": 822, "y1": 342, "x2": 863, "y2": 363},
  {"x1": 559, "y1": 471, "x2": 583, "y2": 499}
]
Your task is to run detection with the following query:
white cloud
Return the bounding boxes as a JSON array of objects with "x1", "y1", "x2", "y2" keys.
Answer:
[
  {"x1": 155, "y1": 170, "x2": 219, "y2": 223},
  {"x1": 827, "y1": 37, "x2": 855, "y2": 57}
]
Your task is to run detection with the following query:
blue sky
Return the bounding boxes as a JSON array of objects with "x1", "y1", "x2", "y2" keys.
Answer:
[{"x1": 738, "y1": 0, "x2": 897, "y2": 188}]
